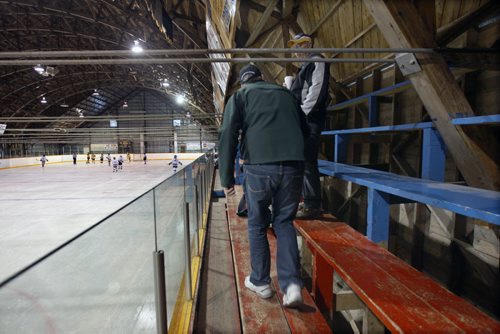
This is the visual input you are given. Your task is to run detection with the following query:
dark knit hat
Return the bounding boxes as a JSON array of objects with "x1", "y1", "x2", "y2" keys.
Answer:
[{"x1": 239, "y1": 64, "x2": 262, "y2": 84}]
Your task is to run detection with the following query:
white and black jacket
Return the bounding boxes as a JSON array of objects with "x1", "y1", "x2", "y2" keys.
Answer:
[{"x1": 290, "y1": 54, "x2": 330, "y2": 128}]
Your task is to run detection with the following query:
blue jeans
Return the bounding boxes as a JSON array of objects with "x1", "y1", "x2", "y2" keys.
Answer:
[
  {"x1": 303, "y1": 123, "x2": 322, "y2": 209},
  {"x1": 244, "y1": 162, "x2": 304, "y2": 292}
]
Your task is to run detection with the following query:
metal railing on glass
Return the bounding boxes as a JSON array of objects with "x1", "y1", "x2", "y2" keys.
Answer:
[{"x1": 0, "y1": 152, "x2": 215, "y2": 334}]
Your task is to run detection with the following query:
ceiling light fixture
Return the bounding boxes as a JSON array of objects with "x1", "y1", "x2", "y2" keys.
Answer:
[
  {"x1": 34, "y1": 64, "x2": 45, "y2": 74},
  {"x1": 161, "y1": 80, "x2": 170, "y2": 88},
  {"x1": 60, "y1": 102, "x2": 69, "y2": 108},
  {"x1": 92, "y1": 89, "x2": 99, "y2": 96},
  {"x1": 131, "y1": 40, "x2": 143, "y2": 53},
  {"x1": 123, "y1": 101, "x2": 128, "y2": 108},
  {"x1": 175, "y1": 95, "x2": 185, "y2": 105},
  {"x1": 41, "y1": 97, "x2": 47, "y2": 104}
]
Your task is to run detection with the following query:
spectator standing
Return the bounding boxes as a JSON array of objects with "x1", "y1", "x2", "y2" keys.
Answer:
[
  {"x1": 287, "y1": 33, "x2": 330, "y2": 219},
  {"x1": 218, "y1": 64, "x2": 309, "y2": 307}
]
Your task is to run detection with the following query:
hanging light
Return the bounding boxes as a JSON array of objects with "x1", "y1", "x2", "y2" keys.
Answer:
[
  {"x1": 92, "y1": 89, "x2": 99, "y2": 96},
  {"x1": 131, "y1": 40, "x2": 143, "y2": 53},
  {"x1": 40, "y1": 97, "x2": 47, "y2": 104},
  {"x1": 60, "y1": 101, "x2": 69, "y2": 108},
  {"x1": 175, "y1": 95, "x2": 185, "y2": 105},
  {"x1": 186, "y1": 111, "x2": 191, "y2": 118},
  {"x1": 123, "y1": 101, "x2": 128, "y2": 108},
  {"x1": 161, "y1": 80, "x2": 170, "y2": 88},
  {"x1": 34, "y1": 64, "x2": 45, "y2": 74}
]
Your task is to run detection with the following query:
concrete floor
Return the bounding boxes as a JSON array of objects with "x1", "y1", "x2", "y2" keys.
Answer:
[{"x1": 0, "y1": 159, "x2": 194, "y2": 333}]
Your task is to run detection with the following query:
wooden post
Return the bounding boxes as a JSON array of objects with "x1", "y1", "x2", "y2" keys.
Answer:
[
  {"x1": 367, "y1": 188, "x2": 390, "y2": 245},
  {"x1": 312, "y1": 251, "x2": 334, "y2": 314},
  {"x1": 363, "y1": 0, "x2": 499, "y2": 190}
]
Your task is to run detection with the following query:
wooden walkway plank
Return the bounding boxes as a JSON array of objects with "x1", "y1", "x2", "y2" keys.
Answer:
[
  {"x1": 226, "y1": 187, "x2": 290, "y2": 333},
  {"x1": 193, "y1": 192, "x2": 241, "y2": 333}
]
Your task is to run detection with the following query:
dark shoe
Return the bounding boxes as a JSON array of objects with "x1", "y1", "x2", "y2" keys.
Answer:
[
  {"x1": 295, "y1": 207, "x2": 322, "y2": 219},
  {"x1": 236, "y1": 209, "x2": 248, "y2": 217}
]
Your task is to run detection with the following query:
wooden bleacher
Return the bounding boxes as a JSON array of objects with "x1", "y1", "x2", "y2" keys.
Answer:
[
  {"x1": 294, "y1": 217, "x2": 500, "y2": 333},
  {"x1": 318, "y1": 160, "x2": 500, "y2": 225},
  {"x1": 225, "y1": 186, "x2": 331, "y2": 333},
  {"x1": 318, "y1": 159, "x2": 500, "y2": 243}
]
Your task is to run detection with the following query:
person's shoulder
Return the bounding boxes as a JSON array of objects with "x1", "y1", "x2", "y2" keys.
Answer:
[
  {"x1": 310, "y1": 53, "x2": 325, "y2": 59},
  {"x1": 253, "y1": 81, "x2": 289, "y2": 92}
]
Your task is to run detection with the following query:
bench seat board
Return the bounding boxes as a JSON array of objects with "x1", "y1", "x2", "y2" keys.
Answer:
[
  {"x1": 318, "y1": 160, "x2": 500, "y2": 225},
  {"x1": 294, "y1": 219, "x2": 500, "y2": 333},
  {"x1": 267, "y1": 230, "x2": 332, "y2": 333}
]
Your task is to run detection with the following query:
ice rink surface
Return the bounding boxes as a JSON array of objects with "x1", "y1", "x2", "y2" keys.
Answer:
[
  {"x1": 0, "y1": 159, "x2": 195, "y2": 333},
  {"x1": 0, "y1": 159, "x2": 188, "y2": 282}
]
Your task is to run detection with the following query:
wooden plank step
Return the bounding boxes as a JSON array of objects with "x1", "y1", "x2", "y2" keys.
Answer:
[
  {"x1": 193, "y1": 196, "x2": 241, "y2": 333},
  {"x1": 226, "y1": 186, "x2": 331, "y2": 333},
  {"x1": 226, "y1": 187, "x2": 289, "y2": 333},
  {"x1": 294, "y1": 219, "x2": 500, "y2": 333}
]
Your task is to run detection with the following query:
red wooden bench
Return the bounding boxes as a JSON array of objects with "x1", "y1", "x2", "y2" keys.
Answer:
[
  {"x1": 294, "y1": 217, "x2": 500, "y2": 333},
  {"x1": 225, "y1": 186, "x2": 331, "y2": 333}
]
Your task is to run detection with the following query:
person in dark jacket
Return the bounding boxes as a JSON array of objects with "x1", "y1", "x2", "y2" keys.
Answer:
[
  {"x1": 288, "y1": 33, "x2": 330, "y2": 219},
  {"x1": 218, "y1": 64, "x2": 309, "y2": 308}
]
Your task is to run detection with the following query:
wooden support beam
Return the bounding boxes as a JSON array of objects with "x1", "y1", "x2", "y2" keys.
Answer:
[
  {"x1": 245, "y1": 0, "x2": 280, "y2": 47},
  {"x1": 364, "y1": 0, "x2": 500, "y2": 191},
  {"x1": 331, "y1": 23, "x2": 377, "y2": 58},
  {"x1": 442, "y1": 52, "x2": 500, "y2": 70},
  {"x1": 414, "y1": 0, "x2": 436, "y2": 38},
  {"x1": 436, "y1": 1, "x2": 500, "y2": 46},
  {"x1": 281, "y1": 0, "x2": 295, "y2": 19},
  {"x1": 280, "y1": 1, "x2": 295, "y2": 75},
  {"x1": 246, "y1": 0, "x2": 282, "y2": 20},
  {"x1": 308, "y1": 0, "x2": 342, "y2": 36}
]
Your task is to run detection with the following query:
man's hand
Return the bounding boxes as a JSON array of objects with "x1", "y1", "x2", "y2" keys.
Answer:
[{"x1": 224, "y1": 185, "x2": 235, "y2": 196}]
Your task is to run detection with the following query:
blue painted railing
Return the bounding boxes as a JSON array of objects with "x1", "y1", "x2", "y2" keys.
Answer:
[
  {"x1": 322, "y1": 79, "x2": 500, "y2": 243},
  {"x1": 319, "y1": 160, "x2": 500, "y2": 242}
]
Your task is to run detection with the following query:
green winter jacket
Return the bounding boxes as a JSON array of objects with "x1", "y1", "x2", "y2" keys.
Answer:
[{"x1": 218, "y1": 80, "x2": 309, "y2": 188}]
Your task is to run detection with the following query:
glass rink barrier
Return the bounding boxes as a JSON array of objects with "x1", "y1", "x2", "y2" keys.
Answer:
[{"x1": 0, "y1": 152, "x2": 215, "y2": 334}]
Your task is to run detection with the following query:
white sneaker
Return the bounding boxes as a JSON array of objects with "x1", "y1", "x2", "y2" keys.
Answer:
[
  {"x1": 283, "y1": 283, "x2": 303, "y2": 308},
  {"x1": 244, "y1": 276, "x2": 273, "y2": 299}
]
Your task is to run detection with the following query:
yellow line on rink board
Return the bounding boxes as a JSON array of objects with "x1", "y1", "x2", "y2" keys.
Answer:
[{"x1": 169, "y1": 208, "x2": 208, "y2": 333}]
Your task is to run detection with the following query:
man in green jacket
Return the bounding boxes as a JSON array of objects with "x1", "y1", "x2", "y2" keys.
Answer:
[{"x1": 218, "y1": 64, "x2": 309, "y2": 307}]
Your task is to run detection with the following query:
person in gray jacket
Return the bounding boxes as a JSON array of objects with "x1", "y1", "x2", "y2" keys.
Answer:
[
  {"x1": 219, "y1": 64, "x2": 309, "y2": 307},
  {"x1": 288, "y1": 33, "x2": 330, "y2": 219}
]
